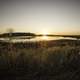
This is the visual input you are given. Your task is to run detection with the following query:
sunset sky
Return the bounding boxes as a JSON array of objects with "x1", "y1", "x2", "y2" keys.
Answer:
[{"x1": 0, "y1": 0, "x2": 80, "y2": 35}]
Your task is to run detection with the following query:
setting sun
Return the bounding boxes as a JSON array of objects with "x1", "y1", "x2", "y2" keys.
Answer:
[{"x1": 41, "y1": 30, "x2": 49, "y2": 36}]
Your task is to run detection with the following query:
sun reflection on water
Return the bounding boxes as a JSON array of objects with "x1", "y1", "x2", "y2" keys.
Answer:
[{"x1": 41, "y1": 35, "x2": 49, "y2": 40}]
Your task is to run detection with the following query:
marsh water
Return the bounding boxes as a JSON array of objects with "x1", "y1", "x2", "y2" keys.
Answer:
[{"x1": 0, "y1": 36, "x2": 78, "y2": 43}]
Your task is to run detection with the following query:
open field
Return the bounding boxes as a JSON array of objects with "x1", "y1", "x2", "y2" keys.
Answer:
[{"x1": 0, "y1": 39, "x2": 80, "y2": 80}]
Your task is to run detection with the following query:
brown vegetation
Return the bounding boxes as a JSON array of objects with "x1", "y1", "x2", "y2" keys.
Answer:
[{"x1": 0, "y1": 40, "x2": 80, "y2": 80}]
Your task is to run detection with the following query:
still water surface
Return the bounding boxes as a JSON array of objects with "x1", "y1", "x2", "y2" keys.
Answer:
[{"x1": 0, "y1": 36, "x2": 77, "y2": 43}]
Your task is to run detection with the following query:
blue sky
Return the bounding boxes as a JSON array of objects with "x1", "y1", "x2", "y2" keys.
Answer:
[{"x1": 0, "y1": 0, "x2": 80, "y2": 34}]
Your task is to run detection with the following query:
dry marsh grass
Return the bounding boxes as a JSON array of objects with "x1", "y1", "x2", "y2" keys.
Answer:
[{"x1": 0, "y1": 39, "x2": 80, "y2": 80}]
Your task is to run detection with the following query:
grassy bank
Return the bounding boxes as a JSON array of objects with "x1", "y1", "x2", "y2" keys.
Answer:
[{"x1": 0, "y1": 39, "x2": 80, "y2": 80}]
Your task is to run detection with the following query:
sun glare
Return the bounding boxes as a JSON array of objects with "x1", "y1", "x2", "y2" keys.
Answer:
[
  {"x1": 40, "y1": 30, "x2": 49, "y2": 40},
  {"x1": 41, "y1": 30, "x2": 49, "y2": 36}
]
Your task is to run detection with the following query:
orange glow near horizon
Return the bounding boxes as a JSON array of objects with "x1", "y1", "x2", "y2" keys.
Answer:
[
  {"x1": 0, "y1": 25, "x2": 80, "y2": 35},
  {"x1": 41, "y1": 30, "x2": 49, "y2": 35}
]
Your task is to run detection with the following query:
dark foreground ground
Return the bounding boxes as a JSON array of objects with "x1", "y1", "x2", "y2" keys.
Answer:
[{"x1": 0, "y1": 39, "x2": 80, "y2": 80}]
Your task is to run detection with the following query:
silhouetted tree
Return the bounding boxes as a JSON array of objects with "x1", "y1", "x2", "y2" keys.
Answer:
[{"x1": 7, "y1": 28, "x2": 14, "y2": 42}]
